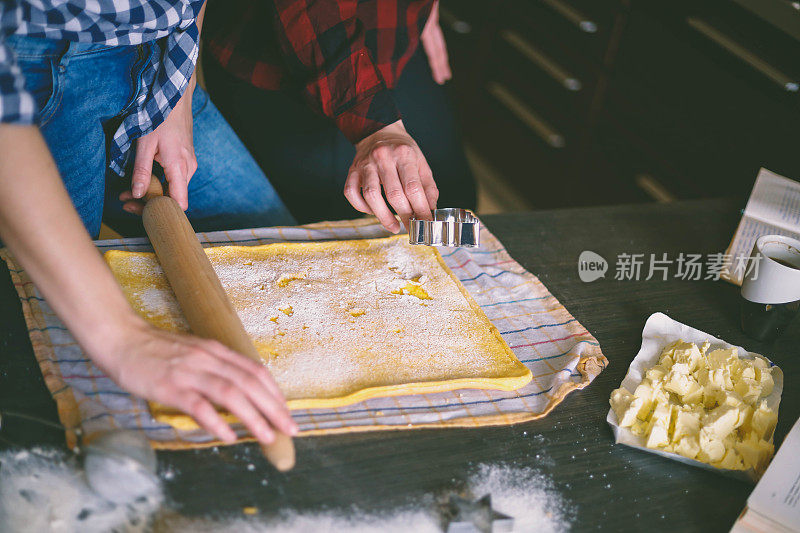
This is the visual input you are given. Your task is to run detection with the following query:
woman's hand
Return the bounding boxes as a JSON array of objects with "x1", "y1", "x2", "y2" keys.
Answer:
[
  {"x1": 123, "y1": 84, "x2": 197, "y2": 213},
  {"x1": 344, "y1": 120, "x2": 439, "y2": 233},
  {"x1": 100, "y1": 318, "x2": 298, "y2": 444},
  {"x1": 421, "y1": 1, "x2": 452, "y2": 85}
]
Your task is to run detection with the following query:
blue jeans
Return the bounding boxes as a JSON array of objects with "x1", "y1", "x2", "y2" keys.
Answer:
[{"x1": 7, "y1": 35, "x2": 296, "y2": 238}]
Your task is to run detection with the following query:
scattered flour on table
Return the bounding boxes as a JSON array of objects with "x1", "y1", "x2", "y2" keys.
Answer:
[
  {"x1": 469, "y1": 464, "x2": 573, "y2": 533},
  {"x1": 155, "y1": 507, "x2": 440, "y2": 533},
  {"x1": 0, "y1": 448, "x2": 163, "y2": 533},
  {"x1": 157, "y1": 462, "x2": 572, "y2": 533}
]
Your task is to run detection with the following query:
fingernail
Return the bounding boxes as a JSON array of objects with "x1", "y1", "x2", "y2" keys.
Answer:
[
  {"x1": 289, "y1": 423, "x2": 299, "y2": 436},
  {"x1": 261, "y1": 429, "x2": 275, "y2": 443},
  {"x1": 222, "y1": 430, "x2": 237, "y2": 443},
  {"x1": 132, "y1": 184, "x2": 144, "y2": 198}
]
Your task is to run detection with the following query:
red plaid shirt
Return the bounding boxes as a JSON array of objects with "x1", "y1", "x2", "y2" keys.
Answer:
[{"x1": 205, "y1": 0, "x2": 434, "y2": 143}]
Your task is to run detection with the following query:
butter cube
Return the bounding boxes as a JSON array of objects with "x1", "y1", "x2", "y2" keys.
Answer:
[
  {"x1": 681, "y1": 380, "x2": 703, "y2": 405},
  {"x1": 739, "y1": 364, "x2": 756, "y2": 381},
  {"x1": 633, "y1": 380, "x2": 654, "y2": 400},
  {"x1": 734, "y1": 378, "x2": 762, "y2": 404},
  {"x1": 750, "y1": 401, "x2": 778, "y2": 441},
  {"x1": 672, "y1": 408, "x2": 701, "y2": 442},
  {"x1": 659, "y1": 354, "x2": 674, "y2": 368},
  {"x1": 722, "y1": 389, "x2": 745, "y2": 408},
  {"x1": 610, "y1": 388, "x2": 635, "y2": 425},
  {"x1": 660, "y1": 340, "x2": 679, "y2": 357},
  {"x1": 698, "y1": 428, "x2": 726, "y2": 463},
  {"x1": 703, "y1": 405, "x2": 742, "y2": 439},
  {"x1": 738, "y1": 404, "x2": 754, "y2": 433},
  {"x1": 665, "y1": 369, "x2": 698, "y2": 397},
  {"x1": 714, "y1": 448, "x2": 745, "y2": 471},
  {"x1": 702, "y1": 385, "x2": 725, "y2": 410},
  {"x1": 649, "y1": 401, "x2": 672, "y2": 426},
  {"x1": 707, "y1": 348, "x2": 736, "y2": 370},
  {"x1": 735, "y1": 433, "x2": 774, "y2": 472},
  {"x1": 710, "y1": 368, "x2": 734, "y2": 390},
  {"x1": 645, "y1": 365, "x2": 669, "y2": 383},
  {"x1": 672, "y1": 342, "x2": 703, "y2": 372},
  {"x1": 673, "y1": 436, "x2": 700, "y2": 459},
  {"x1": 646, "y1": 423, "x2": 670, "y2": 448},
  {"x1": 671, "y1": 362, "x2": 691, "y2": 376},
  {"x1": 618, "y1": 399, "x2": 643, "y2": 427},
  {"x1": 759, "y1": 370, "x2": 774, "y2": 398},
  {"x1": 630, "y1": 418, "x2": 649, "y2": 437},
  {"x1": 645, "y1": 402, "x2": 673, "y2": 449},
  {"x1": 752, "y1": 356, "x2": 770, "y2": 370}
]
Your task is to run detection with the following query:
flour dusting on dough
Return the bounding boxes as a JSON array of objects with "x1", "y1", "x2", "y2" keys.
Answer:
[{"x1": 105, "y1": 237, "x2": 529, "y2": 403}]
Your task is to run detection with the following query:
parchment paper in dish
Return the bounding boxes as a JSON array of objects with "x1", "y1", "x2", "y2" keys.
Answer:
[{"x1": 606, "y1": 312, "x2": 784, "y2": 482}]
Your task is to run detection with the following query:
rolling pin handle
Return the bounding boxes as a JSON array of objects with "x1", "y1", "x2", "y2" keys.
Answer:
[
  {"x1": 144, "y1": 174, "x2": 164, "y2": 201},
  {"x1": 263, "y1": 433, "x2": 296, "y2": 472}
]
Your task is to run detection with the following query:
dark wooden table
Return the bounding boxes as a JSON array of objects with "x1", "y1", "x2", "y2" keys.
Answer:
[{"x1": 2, "y1": 198, "x2": 798, "y2": 532}]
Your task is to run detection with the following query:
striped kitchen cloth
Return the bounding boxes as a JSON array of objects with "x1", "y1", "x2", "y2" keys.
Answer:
[{"x1": 0, "y1": 217, "x2": 607, "y2": 449}]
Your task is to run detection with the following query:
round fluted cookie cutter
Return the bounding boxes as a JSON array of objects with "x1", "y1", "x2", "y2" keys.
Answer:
[{"x1": 409, "y1": 208, "x2": 480, "y2": 248}]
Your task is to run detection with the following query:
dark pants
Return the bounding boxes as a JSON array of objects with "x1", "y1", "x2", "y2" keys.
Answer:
[{"x1": 203, "y1": 47, "x2": 476, "y2": 224}]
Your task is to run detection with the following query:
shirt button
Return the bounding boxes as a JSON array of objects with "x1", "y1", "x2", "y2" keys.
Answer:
[{"x1": 58, "y1": 64, "x2": 66, "y2": 73}]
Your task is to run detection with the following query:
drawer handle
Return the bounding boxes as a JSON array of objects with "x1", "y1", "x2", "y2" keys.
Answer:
[
  {"x1": 501, "y1": 30, "x2": 582, "y2": 91},
  {"x1": 540, "y1": 0, "x2": 597, "y2": 33},
  {"x1": 687, "y1": 17, "x2": 799, "y2": 92},
  {"x1": 439, "y1": 7, "x2": 472, "y2": 34},
  {"x1": 487, "y1": 82, "x2": 566, "y2": 148},
  {"x1": 635, "y1": 174, "x2": 676, "y2": 203}
]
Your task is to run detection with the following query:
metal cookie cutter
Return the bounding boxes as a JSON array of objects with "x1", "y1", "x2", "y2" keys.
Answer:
[{"x1": 409, "y1": 208, "x2": 480, "y2": 248}]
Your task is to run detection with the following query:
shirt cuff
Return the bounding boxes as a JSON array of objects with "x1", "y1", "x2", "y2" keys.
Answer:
[
  {"x1": 333, "y1": 88, "x2": 401, "y2": 144},
  {"x1": 0, "y1": 40, "x2": 36, "y2": 124}
]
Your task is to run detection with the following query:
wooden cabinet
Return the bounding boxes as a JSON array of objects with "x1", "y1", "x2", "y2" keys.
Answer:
[{"x1": 442, "y1": 0, "x2": 800, "y2": 207}]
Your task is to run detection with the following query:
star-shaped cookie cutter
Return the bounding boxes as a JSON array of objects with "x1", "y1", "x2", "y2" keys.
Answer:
[
  {"x1": 409, "y1": 208, "x2": 480, "y2": 248},
  {"x1": 443, "y1": 493, "x2": 514, "y2": 533}
]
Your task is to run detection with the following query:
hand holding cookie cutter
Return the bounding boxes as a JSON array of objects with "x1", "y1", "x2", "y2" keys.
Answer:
[{"x1": 409, "y1": 208, "x2": 480, "y2": 248}]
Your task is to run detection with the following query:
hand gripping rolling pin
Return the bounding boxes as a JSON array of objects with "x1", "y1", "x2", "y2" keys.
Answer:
[{"x1": 141, "y1": 176, "x2": 295, "y2": 471}]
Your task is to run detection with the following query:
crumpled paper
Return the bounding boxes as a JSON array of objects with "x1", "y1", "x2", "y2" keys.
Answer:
[{"x1": 606, "y1": 312, "x2": 784, "y2": 482}]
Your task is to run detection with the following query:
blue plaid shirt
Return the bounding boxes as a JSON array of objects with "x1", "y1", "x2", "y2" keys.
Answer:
[{"x1": 0, "y1": 0, "x2": 204, "y2": 175}]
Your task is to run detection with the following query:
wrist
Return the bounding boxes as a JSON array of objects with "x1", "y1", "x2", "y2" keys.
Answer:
[
  {"x1": 176, "y1": 78, "x2": 196, "y2": 112},
  {"x1": 77, "y1": 309, "x2": 150, "y2": 376},
  {"x1": 356, "y1": 120, "x2": 406, "y2": 149}
]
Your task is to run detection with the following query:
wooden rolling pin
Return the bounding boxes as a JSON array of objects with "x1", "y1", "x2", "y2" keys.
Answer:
[{"x1": 142, "y1": 176, "x2": 295, "y2": 471}]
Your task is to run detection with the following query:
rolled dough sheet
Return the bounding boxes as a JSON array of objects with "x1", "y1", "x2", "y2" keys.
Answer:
[{"x1": 104, "y1": 235, "x2": 531, "y2": 428}]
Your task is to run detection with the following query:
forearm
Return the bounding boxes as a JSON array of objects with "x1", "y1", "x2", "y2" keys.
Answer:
[
  {"x1": 0, "y1": 125, "x2": 297, "y2": 443},
  {"x1": 0, "y1": 124, "x2": 143, "y2": 372}
]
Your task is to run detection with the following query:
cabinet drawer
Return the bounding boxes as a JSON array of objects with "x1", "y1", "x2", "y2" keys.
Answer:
[
  {"x1": 464, "y1": 87, "x2": 637, "y2": 208},
  {"x1": 508, "y1": 0, "x2": 619, "y2": 65},
  {"x1": 605, "y1": 4, "x2": 800, "y2": 197},
  {"x1": 489, "y1": 27, "x2": 595, "y2": 118},
  {"x1": 589, "y1": 113, "x2": 697, "y2": 201}
]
